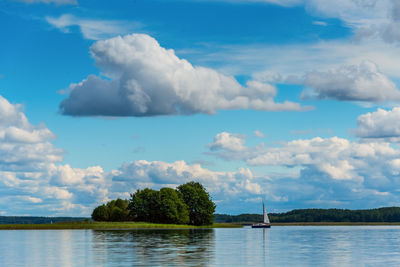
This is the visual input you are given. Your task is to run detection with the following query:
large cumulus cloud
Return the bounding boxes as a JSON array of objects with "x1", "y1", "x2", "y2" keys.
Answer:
[{"x1": 59, "y1": 34, "x2": 309, "y2": 117}]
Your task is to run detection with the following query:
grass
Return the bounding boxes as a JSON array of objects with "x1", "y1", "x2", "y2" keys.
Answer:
[{"x1": 0, "y1": 221, "x2": 242, "y2": 230}]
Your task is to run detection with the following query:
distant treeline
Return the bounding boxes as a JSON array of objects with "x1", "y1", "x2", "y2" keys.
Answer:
[
  {"x1": 0, "y1": 216, "x2": 88, "y2": 224},
  {"x1": 214, "y1": 207, "x2": 400, "y2": 223}
]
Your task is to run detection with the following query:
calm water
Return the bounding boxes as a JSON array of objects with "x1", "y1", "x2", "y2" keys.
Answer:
[{"x1": 1, "y1": 226, "x2": 400, "y2": 266}]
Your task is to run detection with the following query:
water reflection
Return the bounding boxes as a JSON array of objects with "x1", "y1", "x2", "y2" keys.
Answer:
[
  {"x1": 2, "y1": 227, "x2": 400, "y2": 266},
  {"x1": 91, "y1": 229, "x2": 215, "y2": 266}
]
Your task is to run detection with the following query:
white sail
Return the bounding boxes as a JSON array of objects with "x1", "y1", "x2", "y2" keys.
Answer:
[{"x1": 263, "y1": 202, "x2": 270, "y2": 224}]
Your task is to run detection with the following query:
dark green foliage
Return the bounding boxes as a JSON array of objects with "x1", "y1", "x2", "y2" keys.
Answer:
[
  {"x1": 91, "y1": 205, "x2": 109, "y2": 221},
  {"x1": 92, "y1": 182, "x2": 216, "y2": 225},
  {"x1": 213, "y1": 207, "x2": 400, "y2": 223},
  {"x1": 159, "y1": 188, "x2": 189, "y2": 224},
  {"x1": 129, "y1": 187, "x2": 190, "y2": 224},
  {"x1": 91, "y1": 198, "x2": 130, "y2": 222},
  {"x1": 129, "y1": 188, "x2": 161, "y2": 222},
  {"x1": 177, "y1": 182, "x2": 216, "y2": 226}
]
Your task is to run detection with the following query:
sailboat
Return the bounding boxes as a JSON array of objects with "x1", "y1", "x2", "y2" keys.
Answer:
[{"x1": 251, "y1": 201, "x2": 271, "y2": 228}]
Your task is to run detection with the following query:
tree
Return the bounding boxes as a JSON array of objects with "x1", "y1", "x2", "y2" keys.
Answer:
[
  {"x1": 178, "y1": 182, "x2": 216, "y2": 226},
  {"x1": 91, "y1": 204, "x2": 109, "y2": 221},
  {"x1": 108, "y1": 199, "x2": 130, "y2": 221},
  {"x1": 128, "y1": 188, "x2": 161, "y2": 222},
  {"x1": 159, "y1": 188, "x2": 189, "y2": 224},
  {"x1": 91, "y1": 198, "x2": 130, "y2": 221}
]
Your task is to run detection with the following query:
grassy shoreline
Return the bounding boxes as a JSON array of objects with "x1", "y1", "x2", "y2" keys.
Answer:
[
  {"x1": 0, "y1": 221, "x2": 242, "y2": 230},
  {"x1": 2, "y1": 221, "x2": 400, "y2": 229}
]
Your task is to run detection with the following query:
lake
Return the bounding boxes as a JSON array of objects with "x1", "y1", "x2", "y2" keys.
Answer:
[{"x1": 1, "y1": 226, "x2": 400, "y2": 266}]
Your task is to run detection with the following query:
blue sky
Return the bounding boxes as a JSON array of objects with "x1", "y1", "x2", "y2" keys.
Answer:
[{"x1": 2, "y1": 0, "x2": 400, "y2": 216}]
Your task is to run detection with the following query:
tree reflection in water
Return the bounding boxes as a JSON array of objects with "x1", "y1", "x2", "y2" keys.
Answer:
[{"x1": 91, "y1": 229, "x2": 215, "y2": 266}]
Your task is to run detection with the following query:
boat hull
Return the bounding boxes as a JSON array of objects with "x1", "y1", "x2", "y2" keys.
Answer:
[{"x1": 251, "y1": 223, "x2": 271, "y2": 228}]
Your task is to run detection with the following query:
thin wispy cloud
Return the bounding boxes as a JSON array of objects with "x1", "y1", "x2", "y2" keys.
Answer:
[
  {"x1": 46, "y1": 14, "x2": 142, "y2": 40},
  {"x1": 16, "y1": 0, "x2": 77, "y2": 5}
]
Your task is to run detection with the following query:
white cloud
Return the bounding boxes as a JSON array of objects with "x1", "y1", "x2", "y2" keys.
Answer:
[
  {"x1": 20, "y1": 196, "x2": 43, "y2": 203},
  {"x1": 59, "y1": 34, "x2": 311, "y2": 117},
  {"x1": 16, "y1": 0, "x2": 77, "y2": 4},
  {"x1": 206, "y1": 131, "x2": 400, "y2": 209},
  {"x1": 208, "y1": 132, "x2": 400, "y2": 182},
  {"x1": 356, "y1": 107, "x2": 400, "y2": 139},
  {"x1": 253, "y1": 130, "x2": 265, "y2": 138},
  {"x1": 0, "y1": 96, "x2": 62, "y2": 171},
  {"x1": 0, "y1": 95, "x2": 110, "y2": 216},
  {"x1": 301, "y1": 60, "x2": 400, "y2": 103},
  {"x1": 312, "y1": 20, "x2": 328, "y2": 26},
  {"x1": 208, "y1": 132, "x2": 247, "y2": 152},
  {"x1": 46, "y1": 14, "x2": 142, "y2": 40}
]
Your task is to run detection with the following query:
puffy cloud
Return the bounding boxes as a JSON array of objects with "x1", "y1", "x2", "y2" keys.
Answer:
[
  {"x1": 0, "y1": 96, "x2": 62, "y2": 172},
  {"x1": 0, "y1": 95, "x2": 110, "y2": 216},
  {"x1": 208, "y1": 132, "x2": 400, "y2": 182},
  {"x1": 301, "y1": 61, "x2": 400, "y2": 103},
  {"x1": 356, "y1": 107, "x2": 400, "y2": 139},
  {"x1": 46, "y1": 14, "x2": 141, "y2": 40},
  {"x1": 59, "y1": 34, "x2": 310, "y2": 117},
  {"x1": 208, "y1": 132, "x2": 247, "y2": 152},
  {"x1": 207, "y1": 131, "x2": 400, "y2": 209},
  {"x1": 16, "y1": 0, "x2": 76, "y2": 4}
]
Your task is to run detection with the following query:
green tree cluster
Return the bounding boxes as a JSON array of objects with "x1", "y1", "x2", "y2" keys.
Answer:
[
  {"x1": 91, "y1": 182, "x2": 216, "y2": 226},
  {"x1": 128, "y1": 188, "x2": 189, "y2": 224},
  {"x1": 91, "y1": 198, "x2": 130, "y2": 222},
  {"x1": 129, "y1": 182, "x2": 215, "y2": 226}
]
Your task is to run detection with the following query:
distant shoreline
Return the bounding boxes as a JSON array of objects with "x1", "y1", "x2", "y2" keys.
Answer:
[
  {"x1": 0, "y1": 221, "x2": 242, "y2": 230},
  {"x1": 215, "y1": 207, "x2": 400, "y2": 224}
]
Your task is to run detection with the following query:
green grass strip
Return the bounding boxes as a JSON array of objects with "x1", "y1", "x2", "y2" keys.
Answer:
[{"x1": 0, "y1": 221, "x2": 242, "y2": 230}]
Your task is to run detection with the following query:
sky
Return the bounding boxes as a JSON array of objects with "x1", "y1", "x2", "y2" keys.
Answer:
[{"x1": 2, "y1": 0, "x2": 400, "y2": 216}]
